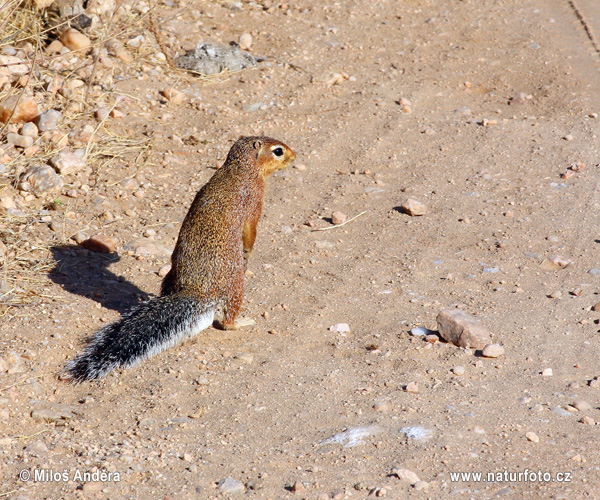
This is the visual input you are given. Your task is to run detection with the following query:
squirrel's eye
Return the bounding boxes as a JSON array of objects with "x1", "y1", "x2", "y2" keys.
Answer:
[{"x1": 272, "y1": 147, "x2": 284, "y2": 157}]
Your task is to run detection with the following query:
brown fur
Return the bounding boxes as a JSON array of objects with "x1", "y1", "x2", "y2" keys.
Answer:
[{"x1": 161, "y1": 136, "x2": 296, "y2": 329}]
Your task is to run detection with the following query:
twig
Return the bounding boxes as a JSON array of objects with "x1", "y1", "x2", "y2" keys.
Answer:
[
  {"x1": 568, "y1": 0, "x2": 600, "y2": 57},
  {"x1": 17, "y1": 429, "x2": 50, "y2": 441},
  {"x1": 0, "y1": 0, "x2": 25, "y2": 38},
  {"x1": 313, "y1": 210, "x2": 368, "y2": 231}
]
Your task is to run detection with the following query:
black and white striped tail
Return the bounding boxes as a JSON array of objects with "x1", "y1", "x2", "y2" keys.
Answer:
[{"x1": 64, "y1": 295, "x2": 214, "y2": 383}]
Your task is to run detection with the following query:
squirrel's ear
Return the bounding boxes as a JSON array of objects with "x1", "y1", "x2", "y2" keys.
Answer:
[
  {"x1": 252, "y1": 140, "x2": 262, "y2": 150},
  {"x1": 237, "y1": 135, "x2": 246, "y2": 141}
]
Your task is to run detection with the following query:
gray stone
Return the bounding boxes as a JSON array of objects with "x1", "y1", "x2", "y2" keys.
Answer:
[
  {"x1": 123, "y1": 238, "x2": 171, "y2": 257},
  {"x1": 175, "y1": 42, "x2": 256, "y2": 75},
  {"x1": 25, "y1": 440, "x2": 49, "y2": 455},
  {"x1": 551, "y1": 406, "x2": 571, "y2": 417},
  {"x1": 217, "y1": 477, "x2": 245, "y2": 495},
  {"x1": 19, "y1": 165, "x2": 63, "y2": 195},
  {"x1": 436, "y1": 308, "x2": 491, "y2": 349},
  {"x1": 31, "y1": 406, "x2": 73, "y2": 422},
  {"x1": 35, "y1": 109, "x2": 62, "y2": 131}
]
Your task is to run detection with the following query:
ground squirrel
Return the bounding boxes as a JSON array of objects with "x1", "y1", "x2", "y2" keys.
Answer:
[{"x1": 64, "y1": 136, "x2": 296, "y2": 382}]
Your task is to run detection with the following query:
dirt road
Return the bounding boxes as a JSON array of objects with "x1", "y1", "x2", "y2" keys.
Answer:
[{"x1": 1, "y1": 0, "x2": 599, "y2": 498}]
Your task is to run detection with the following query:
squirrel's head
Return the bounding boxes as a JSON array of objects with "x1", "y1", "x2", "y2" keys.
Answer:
[{"x1": 233, "y1": 136, "x2": 296, "y2": 179}]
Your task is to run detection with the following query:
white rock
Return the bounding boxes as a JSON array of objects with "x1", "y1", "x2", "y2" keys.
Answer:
[{"x1": 329, "y1": 323, "x2": 350, "y2": 333}]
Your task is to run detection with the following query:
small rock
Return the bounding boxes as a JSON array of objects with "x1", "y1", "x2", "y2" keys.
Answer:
[
  {"x1": 414, "y1": 481, "x2": 429, "y2": 491},
  {"x1": 541, "y1": 255, "x2": 570, "y2": 270},
  {"x1": 239, "y1": 33, "x2": 253, "y2": 50},
  {"x1": 19, "y1": 165, "x2": 63, "y2": 195},
  {"x1": 72, "y1": 231, "x2": 86, "y2": 244},
  {"x1": 410, "y1": 327, "x2": 430, "y2": 337},
  {"x1": 46, "y1": 39, "x2": 64, "y2": 54},
  {"x1": 237, "y1": 353, "x2": 253, "y2": 364},
  {"x1": 551, "y1": 406, "x2": 571, "y2": 417},
  {"x1": 581, "y1": 416, "x2": 595, "y2": 425},
  {"x1": 0, "y1": 195, "x2": 15, "y2": 210},
  {"x1": 541, "y1": 368, "x2": 553, "y2": 377},
  {"x1": 123, "y1": 238, "x2": 171, "y2": 257},
  {"x1": 21, "y1": 122, "x2": 38, "y2": 137},
  {"x1": 0, "y1": 95, "x2": 38, "y2": 123},
  {"x1": 217, "y1": 477, "x2": 245, "y2": 495},
  {"x1": 452, "y1": 365, "x2": 465, "y2": 376},
  {"x1": 425, "y1": 333, "x2": 439, "y2": 343},
  {"x1": 6, "y1": 351, "x2": 24, "y2": 373},
  {"x1": 31, "y1": 407, "x2": 73, "y2": 423},
  {"x1": 392, "y1": 467, "x2": 420, "y2": 484},
  {"x1": 436, "y1": 308, "x2": 492, "y2": 349},
  {"x1": 162, "y1": 87, "x2": 185, "y2": 105},
  {"x1": 373, "y1": 401, "x2": 392, "y2": 413},
  {"x1": 127, "y1": 35, "x2": 144, "y2": 48},
  {"x1": 35, "y1": 109, "x2": 62, "y2": 131},
  {"x1": 510, "y1": 92, "x2": 530, "y2": 105},
  {"x1": 175, "y1": 42, "x2": 256, "y2": 75},
  {"x1": 295, "y1": 163, "x2": 306, "y2": 171},
  {"x1": 329, "y1": 323, "x2": 350, "y2": 333},
  {"x1": 592, "y1": 302, "x2": 600, "y2": 312},
  {"x1": 397, "y1": 97, "x2": 412, "y2": 113},
  {"x1": 25, "y1": 440, "x2": 49, "y2": 455},
  {"x1": 573, "y1": 400, "x2": 592, "y2": 411},
  {"x1": 482, "y1": 343, "x2": 504, "y2": 358},
  {"x1": 589, "y1": 376, "x2": 600, "y2": 388},
  {"x1": 317, "y1": 72, "x2": 345, "y2": 86},
  {"x1": 158, "y1": 264, "x2": 171, "y2": 277},
  {"x1": 60, "y1": 28, "x2": 91, "y2": 51},
  {"x1": 7, "y1": 133, "x2": 33, "y2": 148},
  {"x1": 525, "y1": 431, "x2": 539, "y2": 443},
  {"x1": 405, "y1": 382, "x2": 419, "y2": 393},
  {"x1": 81, "y1": 234, "x2": 118, "y2": 253},
  {"x1": 0, "y1": 55, "x2": 28, "y2": 77},
  {"x1": 401, "y1": 198, "x2": 427, "y2": 216},
  {"x1": 49, "y1": 150, "x2": 85, "y2": 174},
  {"x1": 331, "y1": 211, "x2": 347, "y2": 225},
  {"x1": 143, "y1": 228, "x2": 156, "y2": 238}
]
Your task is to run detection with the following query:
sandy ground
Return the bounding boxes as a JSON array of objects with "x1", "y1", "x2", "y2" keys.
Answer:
[{"x1": 1, "y1": 0, "x2": 600, "y2": 498}]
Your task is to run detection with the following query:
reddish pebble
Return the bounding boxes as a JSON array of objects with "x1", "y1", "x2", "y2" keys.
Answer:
[
  {"x1": 81, "y1": 234, "x2": 118, "y2": 253},
  {"x1": 0, "y1": 95, "x2": 38, "y2": 124}
]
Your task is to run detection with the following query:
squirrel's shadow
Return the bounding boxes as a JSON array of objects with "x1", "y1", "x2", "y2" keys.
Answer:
[{"x1": 49, "y1": 245, "x2": 151, "y2": 313}]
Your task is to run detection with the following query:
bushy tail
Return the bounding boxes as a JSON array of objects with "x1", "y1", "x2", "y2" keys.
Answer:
[{"x1": 64, "y1": 295, "x2": 215, "y2": 383}]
